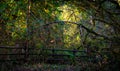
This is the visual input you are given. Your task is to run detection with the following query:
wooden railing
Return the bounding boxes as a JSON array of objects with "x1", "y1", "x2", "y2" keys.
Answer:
[
  {"x1": 0, "y1": 46, "x2": 110, "y2": 64},
  {"x1": 0, "y1": 46, "x2": 26, "y2": 62},
  {"x1": 42, "y1": 48, "x2": 89, "y2": 64}
]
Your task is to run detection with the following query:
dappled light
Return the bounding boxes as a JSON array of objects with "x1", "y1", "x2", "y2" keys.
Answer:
[{"x1": 0, "y1": 0, "x2": 120, "y2": 71}]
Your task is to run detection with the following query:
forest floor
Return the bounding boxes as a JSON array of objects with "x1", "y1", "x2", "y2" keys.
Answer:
[
  {"x1": 12, "y1": 63, "x2": 102, "y2": 71},
  {"x1": 1, "y1": 62, "x2": 108, "y2": 71}
]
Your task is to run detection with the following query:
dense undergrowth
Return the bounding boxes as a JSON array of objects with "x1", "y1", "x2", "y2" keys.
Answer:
[{"x1": 0, "y1": 59, "x2": 119, "y2": 71}]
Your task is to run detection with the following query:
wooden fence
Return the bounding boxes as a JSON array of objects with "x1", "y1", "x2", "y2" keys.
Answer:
[{"x1": 0, "y1": 46, "x2": 110, "y2": 64}]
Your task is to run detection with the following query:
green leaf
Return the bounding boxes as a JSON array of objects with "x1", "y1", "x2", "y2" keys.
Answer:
[{"x1": 0, "y1": 3, "x2": 7, "y2": 13}]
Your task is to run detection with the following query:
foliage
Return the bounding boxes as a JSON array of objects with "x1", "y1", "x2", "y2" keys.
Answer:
[{"x1": 0, "y1": 0, "x2": 120, "y2": 70}]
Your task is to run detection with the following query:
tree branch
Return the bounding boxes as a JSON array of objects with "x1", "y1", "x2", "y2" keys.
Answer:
[{"x1": 44, "y1": 21, "x2": 110, "y2": 40}]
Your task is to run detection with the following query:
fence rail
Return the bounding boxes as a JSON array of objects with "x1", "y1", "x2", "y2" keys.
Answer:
[
  {"x1": 0, "y1": 46, "x2": 110, "y2": 64},
  {"x1": 0, "y1": 46, "x2": 24, "y2": 49},
  {"x1": 43, "y1": 48, "x2": 86, "y2": 52}
]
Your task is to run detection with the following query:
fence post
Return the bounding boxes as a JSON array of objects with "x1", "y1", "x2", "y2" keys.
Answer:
[
  {"x1": 52, "y1": 49, "x2": 55, "y2": 57},
  {"x1": 72, "y1": 49, "x2": 77, "y2": 64},
  {"x1": 24, "y1": 42, "x2": 28, "y2": 63},
  {"x1": 73, "y1": 49, "x2": 76, "y2": 56}
]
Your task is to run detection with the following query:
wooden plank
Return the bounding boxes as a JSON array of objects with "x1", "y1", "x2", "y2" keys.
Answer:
[
  {"x1": 76, "y1": 55, "x2": 88, "y2": 57},
  {"x1": 0, "y1": 53, "x2": 42, "y2": 55},
  {"x1": 0, "y1": 59, "x2": 24, "y2": 62},
  {"x1": 48, "y1": 54, "x2": 88, "y2": 57},
  {"x1": 0, "y1": 46, "x2": 24, "y2": 49},
  {"x1": 43, "y1": 48, "x2": 86, "y2": 52},
  {"x1": 0, "y1": 53, "x2": 25, "y2": 55},
  {"x1": 0, "y1": 46, "x2": 41, "y2": 50},
  {"x1": 47, "y1": 58, "x2": 68, "y2": 61},
  {"x1": 48, "y1": 54, "x2": 70, "y2": 57}
]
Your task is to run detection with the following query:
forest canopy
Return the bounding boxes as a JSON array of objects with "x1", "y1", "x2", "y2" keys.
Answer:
[
  {"x1": 0, "y1": 0, "x2": 120, "y2": 71},
  {"x1": 0, "y1": 0, "x2": 120, "y2": 48}
]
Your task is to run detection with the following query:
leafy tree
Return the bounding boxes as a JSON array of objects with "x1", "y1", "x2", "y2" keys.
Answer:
[{"x1": 0, "y1": 0, "x2": 120, "y2": 70}]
